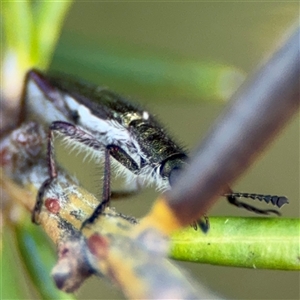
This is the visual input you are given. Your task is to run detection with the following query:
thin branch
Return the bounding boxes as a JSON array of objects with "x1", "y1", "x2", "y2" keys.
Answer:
[{"x1": 0, "y1": 122, "x2": 217, "y2": 299}]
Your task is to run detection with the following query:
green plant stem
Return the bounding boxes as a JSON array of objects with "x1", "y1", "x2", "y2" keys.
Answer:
[{"x1": 170, "y1": 217, "x2": 300, "y2": 270}]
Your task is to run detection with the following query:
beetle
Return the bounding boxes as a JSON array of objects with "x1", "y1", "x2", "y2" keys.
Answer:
[{"x1": 21, "y1": 69, "x2": 288, "y2": 230}]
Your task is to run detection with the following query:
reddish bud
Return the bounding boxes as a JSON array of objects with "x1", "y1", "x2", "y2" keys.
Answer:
[
  {"x1": 87, "y1": 233, "x2": 109, "y2": 259},
  {"x1": 0, "y1": 147, "x2": 11, "y2": 166},
  {"x1": 45, "y1": 198, "x2": 60, "y2": 214}
]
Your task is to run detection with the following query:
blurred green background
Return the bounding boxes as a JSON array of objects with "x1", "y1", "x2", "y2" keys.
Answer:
[{"x1": 3, "y1": 1, "x2": 299, "y2": 299}]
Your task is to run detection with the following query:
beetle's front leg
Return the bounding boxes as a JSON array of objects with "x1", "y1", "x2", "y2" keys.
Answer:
[
  {"x1": 32, "y1": 121, "x2": 105, "y2": 224},
  {"x1": 32, "y1": 127, "x2": 58, "y2": 223}
]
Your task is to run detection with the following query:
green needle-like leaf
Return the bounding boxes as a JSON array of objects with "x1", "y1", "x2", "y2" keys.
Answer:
[
  {"x1": 2, "y1": 1, "x2": 33, "y2": 67},
  {"x1": 2, "y1": 1, "x2": 73, "y2": 100},
  {"x1": 170, "y1": 217, "x2": 300, "y2": 270},
  {"x1": 1, "y1": 229, "x2": 32, "y2": 299},
  {"x1": 14, "y1": 217, "x2": 76, "y2": 300},
  {"x1": 52, "y1": 35, "x2": 245, "y2": 102},
  {"x1": 33, "y1": 1, "x2": 73, "y2": 68}
]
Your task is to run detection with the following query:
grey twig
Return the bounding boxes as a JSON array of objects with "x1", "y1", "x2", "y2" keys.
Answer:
[{"x1": 166, "y1": 27, "x2": 299, "y2": 225}]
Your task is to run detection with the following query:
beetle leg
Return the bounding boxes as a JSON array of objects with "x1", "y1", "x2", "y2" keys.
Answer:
[
  {"x1": 32, "y1": 121, "x2": 142, "y2": 225},
  {"x1": 80, "y1": 147, "x2": 111, "y2": 229},
  {"x1": 190, "y1": 216, "x2": 210, "y2": 233},
  {"x1": 81, "y1": 144, "x2": 141, "y2": 228},
  {"x1": 32, "y1": 121, "x2": 105, "y2": 224}
]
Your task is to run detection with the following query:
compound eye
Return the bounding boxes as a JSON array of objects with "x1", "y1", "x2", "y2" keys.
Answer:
[{"x1": 169, "y1": 167, "x2": 182, "y2": 187}]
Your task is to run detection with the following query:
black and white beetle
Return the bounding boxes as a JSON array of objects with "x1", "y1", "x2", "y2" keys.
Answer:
[{"x1": 21, "y1": 69, "x2": 288, "y2": 230}]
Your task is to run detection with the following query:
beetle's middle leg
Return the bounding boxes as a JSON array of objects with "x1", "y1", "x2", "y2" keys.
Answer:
[{"x1": 81, "y1": 144, "x2": 141, "y2": 228}]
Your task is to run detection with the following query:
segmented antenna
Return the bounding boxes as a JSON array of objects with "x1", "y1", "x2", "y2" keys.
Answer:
[
  {"x1": 225, "y1": 193, "x2": 289, "y2": 216},
  {"x1": 228, "y1": 193, "x2": 288, "y2": 207}
]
